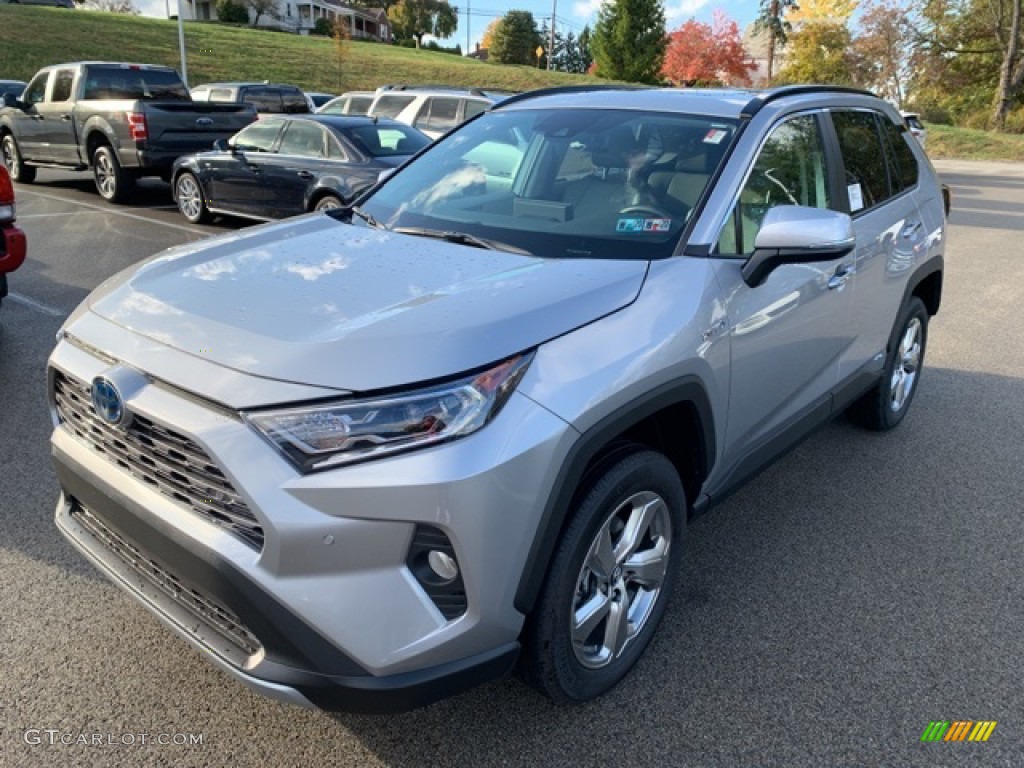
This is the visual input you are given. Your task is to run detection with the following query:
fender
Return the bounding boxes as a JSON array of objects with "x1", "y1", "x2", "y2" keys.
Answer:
[
  {"x1": 80, "y1": 115, "x2": 119, "y2": 164},
  {"x1": 513, "y1": 376, "x2": 716, "y2": 615},
  {"x1": 902, "y1": 254, "x2": 943, "y2": 317}
]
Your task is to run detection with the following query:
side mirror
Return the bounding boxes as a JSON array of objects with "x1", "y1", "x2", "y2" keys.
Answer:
[
  {"x1": 213, "y1": 138, "x2": 229, "y2": 152},
  {"x1": 377, "y1": 168, "x2": 396, "y2": 184},
  {"x1": 742, "y1": 206, "x2": 855, "y2": 287}
]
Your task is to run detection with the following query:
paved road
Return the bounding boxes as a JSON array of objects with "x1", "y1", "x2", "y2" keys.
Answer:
[{"x1": 1, "y1": 163, "x2": 1022, "y2": 767}]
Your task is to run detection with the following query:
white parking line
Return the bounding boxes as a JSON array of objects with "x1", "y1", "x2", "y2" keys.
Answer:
[
  {"x1": 15, "y1": 188, "x2": 208, "y2": 235},
  {"x1": 6, "y1": 292, "x2": 66, "y2": 317},
  {"x1": 18, "y1": 211, "x2": 97, "y2": 219}
]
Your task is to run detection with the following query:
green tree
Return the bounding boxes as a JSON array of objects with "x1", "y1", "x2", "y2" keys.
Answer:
[
  {"x1": 591, "y1": 0, "x2": 666, "y2": 83},
  {"x1": 777, "y1": 20, "x2": 865, "y2": 85},
  {"x1": 490, "y1": 10, "x2": 542, "y2": 65},
  {"x1": 387, "y1": 0, "x2": 459, "y2": 48},
  {"x1": 215, "y1": 0, "x2": 249, "y2": 23},
  {"x1": 754, "y1": 0, "x2": 799, "y2": 82},
  {"x1": 578, "y1": 25, "x2": 594, "y2": 73}
]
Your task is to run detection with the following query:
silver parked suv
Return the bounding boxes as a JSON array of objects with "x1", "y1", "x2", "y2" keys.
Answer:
[{"x1": 49, "y1": 86, "x2": 945, "y2": 712}]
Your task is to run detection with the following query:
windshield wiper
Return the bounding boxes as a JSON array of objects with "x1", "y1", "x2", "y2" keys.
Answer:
[
  {"x1": 392, "y1": 227, "x2": 532, "y2": 255},
  {"x1": 349, "y1": 206, "x2": 384, "y2": 229}
]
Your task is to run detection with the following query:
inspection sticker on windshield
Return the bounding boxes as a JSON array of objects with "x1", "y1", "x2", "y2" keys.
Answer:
[
  {"x1": 617, "y1": 218, "x2": 671, "y2": 232},
  {"x1": 703, "y1": 128, "x2": 728, "y2": 144}
]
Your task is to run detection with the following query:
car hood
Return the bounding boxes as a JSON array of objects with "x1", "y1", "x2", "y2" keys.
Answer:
[{"x1": 87, "y1": 215, "x2": 648, "y2": 392}]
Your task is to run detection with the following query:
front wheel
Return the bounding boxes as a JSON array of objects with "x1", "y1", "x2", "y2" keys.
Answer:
[
  {"x1": 313, "y1": 193, "x2": 344, "y2": 212},
  {"x1": 2, "y1": 133, "x2": 36, "y2": 183},
  {"x1": 92, "y1": 145, "x2": 135, "y2": 203},
  {"x1": 849, "y1": 296, "x2": 929, "y2": 431},
  {"x1": 520, "y1": 447, "x2": 686, "y2": 703},
  {"x1": 175, "y1": 172, "x2": 210, "y2": 224}
]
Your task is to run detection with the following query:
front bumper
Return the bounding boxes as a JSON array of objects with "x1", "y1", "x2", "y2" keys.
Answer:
[{"x1": 49, "y1": 330, "x2": 575, "y2": 711}]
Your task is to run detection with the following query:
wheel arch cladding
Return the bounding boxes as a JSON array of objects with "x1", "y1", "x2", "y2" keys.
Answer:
[{"x1": 513, "y1": 376, "x2": 715, "y2": 615}]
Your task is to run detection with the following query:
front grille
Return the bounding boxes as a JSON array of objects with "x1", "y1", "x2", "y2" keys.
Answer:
[
  {"x1": 53, "y1": 370, "x2": 264, "y2": 549},
  {"x1": 72, "y1": 502, "x2": 261, "y2": 657}
]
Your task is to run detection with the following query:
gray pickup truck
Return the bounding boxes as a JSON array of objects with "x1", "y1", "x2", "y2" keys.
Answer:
[{"x1": 0, "y1": 62, "x2": 256, "y2": 203}]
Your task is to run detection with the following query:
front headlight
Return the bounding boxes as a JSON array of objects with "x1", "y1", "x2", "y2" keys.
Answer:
[{"x1": 244, "y1": 353, "x2": 533, "y2": 473}]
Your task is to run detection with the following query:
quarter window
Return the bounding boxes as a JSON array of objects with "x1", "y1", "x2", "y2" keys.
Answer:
[
  {"x1": 881, "y1": 118, "x2": 919, "y2": 192},
  {"x1": 717, "y1": 114, "x2": 832, "y2": 256},
  {"x1": 831, "y1": 110, "x2": 890, "y2": 213}
]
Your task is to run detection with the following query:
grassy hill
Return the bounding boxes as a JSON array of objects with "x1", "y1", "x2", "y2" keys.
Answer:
[{"x1": 0, "y1": 6, "x2": 596, "y2": 94}]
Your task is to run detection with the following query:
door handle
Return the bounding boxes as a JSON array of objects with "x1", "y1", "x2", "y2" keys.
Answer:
[
  {"x1": 827, "y1": 263, "x2": 855, "y2": 291},
  {"x1": 246, "y1": 165, "x2": 262, "y2": 173},
  {"x1": 61, "y1": 114, "x2": 73, "y2": 121},
  {"x1": 901, "y1": 221, "x2": 923, "y2": 238},
  {"x1": 296, "y1": 170, "x2": 314, "y2": 179}
]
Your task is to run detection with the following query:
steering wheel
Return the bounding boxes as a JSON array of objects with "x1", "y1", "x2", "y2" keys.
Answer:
[{"x1": 618, "y1": 205, "x2": 673, "y2": 219}]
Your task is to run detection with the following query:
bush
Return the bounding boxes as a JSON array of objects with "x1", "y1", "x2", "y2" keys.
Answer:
[
  {"x1": 1003, "y1": 106, "x2": 1024, "y2": 134},
  {"x1": 424, "y1": 40, "x2": 462, "y2": 55},
  {"x1": 216, "y1": 0, "x2": 249, "y2": 24},
  {"x1": 313, "y1": 17, "x2": 332, "y2": 35}
]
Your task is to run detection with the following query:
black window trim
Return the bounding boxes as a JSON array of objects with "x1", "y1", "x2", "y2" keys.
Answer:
[
  {"x1": 276, "y1": 120, "x2": 328, "y2": 159},
  {"x1": 825, "y1": 107, "x2": 916, "y2": 219}
]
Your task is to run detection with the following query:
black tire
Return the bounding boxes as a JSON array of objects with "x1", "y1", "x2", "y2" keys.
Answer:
[
  {"x1": 520, "y1": 447, "x2": 687, "y2": 703},
  {"x1": 313, "y1": 193, "x2": 344, "y2": 212},
  {"x1": 92, "y1": 145, "x2": 135, "y2": 203},
  {"x1": 848, "y1": 296, "x2": 929, "y2": 431},
  {"x1": 2, "y1": 133, "x2": 36, "y2": 184},
  {"x1": 174, "y1": 171, "x2": 210, "y2": 224}
]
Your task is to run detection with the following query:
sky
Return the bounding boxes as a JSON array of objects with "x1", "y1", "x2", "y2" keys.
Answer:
[{"x1": 133, "y1": 0, "x2": 762, "y2": 55}]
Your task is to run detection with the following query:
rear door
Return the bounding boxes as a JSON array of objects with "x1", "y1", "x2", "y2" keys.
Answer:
[
  {"x1": 711, "y1": 111, "x2": 855, "y2": 475},
  {"x1": 260, "y1": 119, "x2": 330, "y2": 217},
  {"x1": 827, "y1": 109, "x2": 927, "y2": 381}
]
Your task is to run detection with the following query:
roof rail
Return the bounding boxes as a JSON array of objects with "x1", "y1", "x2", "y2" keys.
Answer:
[
  {"x1": 740, "y1": 85, "x2": 876, "y2": 119},
  {"x1": 493, "y1": 84, "x2": 649, "y2": 110}
]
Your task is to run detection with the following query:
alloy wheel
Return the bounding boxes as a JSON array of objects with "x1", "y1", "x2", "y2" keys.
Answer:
[
  {"x1": 889, "y1": 317, "x2": 922, "y2": 412},
  {"x1": 571, "y1": 491, "x2": 672, "y2": 670},
  {"x1": 95, "y1": 153, "x2": 115, "y2": 198},
  {"x1": 177, "y1": 175, "x2": 202, "y2": 220}
]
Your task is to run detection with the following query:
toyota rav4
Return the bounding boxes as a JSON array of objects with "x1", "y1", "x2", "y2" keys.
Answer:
[{"x1": 49, "y1": 85, "x2": 946, "y2": 713}]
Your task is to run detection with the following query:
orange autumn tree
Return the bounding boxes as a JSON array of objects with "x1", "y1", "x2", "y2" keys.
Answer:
[{"x1": 662, "y1": 11, "x2": 756, "y2": 87}]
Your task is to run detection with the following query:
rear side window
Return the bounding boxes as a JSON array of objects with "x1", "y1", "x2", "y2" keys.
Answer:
[
  {"x1": 278, "y1": 121, "x2": 325, "y2": 157},
  {"x1": 242, "y1": 87, "x2": 283, "y2": 113},
  {"x1": 280, "y1": 89, "x2": 310, "y2": 114},
  {"x1": 51, "y1": 69, "x2": 75, "y2": 102},
  {"x1": 831, "y1": 110, "x2": 890, "y2": 213},
  {"x1": 881, "y1": 118, "x2": 919, "y2": 192},
  {"x1": 372, "y1": 94, "x2": 415, "y2": 119},
  {"x1": 209, "y1": 88, "x2": 234, "y2": 101},
  {"x1": 464, "y1": 100, "x2": 488, "y2": 120},
  {"x1": 82, "y1": 67, "x2": 188, "y2": 101},
  {"x1": 348, "y1": 96, "x2": 372, "y2": 115},
  {"x1": 414, "y1": 97, "x2": 460, "y2": 134}
]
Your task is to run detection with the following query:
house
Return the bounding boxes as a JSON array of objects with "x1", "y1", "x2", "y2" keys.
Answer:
[{"x1": 180, "y1": 0, "x2": 390, "y2": 40}]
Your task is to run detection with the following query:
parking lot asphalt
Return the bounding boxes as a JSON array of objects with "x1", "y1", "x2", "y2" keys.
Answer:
[{"x1": 1, "y1": 162, "x2": 1022, "y2": 767}]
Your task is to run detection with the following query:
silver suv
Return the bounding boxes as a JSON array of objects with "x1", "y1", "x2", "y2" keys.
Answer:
[{"x1": 49, "y1": 86, "x2": 945, "y2": 713}]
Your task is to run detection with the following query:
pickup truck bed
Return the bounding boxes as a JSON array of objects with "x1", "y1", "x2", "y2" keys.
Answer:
[{"x1": 0, "y1": 62, "x2": 256, "y2": 203}]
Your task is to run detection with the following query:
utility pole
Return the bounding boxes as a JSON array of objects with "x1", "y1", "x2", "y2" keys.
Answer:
[
  {"x1": 177, "y1": 0, "x2": 189, "y2": 88},
  {"x1": 466, "y1": 0, "x2": 470, "y2": 55},
  {"x1": 548, "y1": 0, "x2": 556, "y2": 70}
]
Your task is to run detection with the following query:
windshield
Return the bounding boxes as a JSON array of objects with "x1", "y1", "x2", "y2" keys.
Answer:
[
  {"x1": 357, "y1": 108, "x2": 738, "y2": 259},
  {"x1": 82, "y1": 66, "x2": 189, "y2": 101}
]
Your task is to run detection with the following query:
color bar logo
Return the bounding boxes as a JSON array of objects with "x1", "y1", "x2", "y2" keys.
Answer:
[{"x1": 921, "y1": 721, "x2": 997, "y2": 742}]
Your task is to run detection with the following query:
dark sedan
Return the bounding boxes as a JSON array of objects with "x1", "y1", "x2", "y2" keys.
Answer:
[{"x1": 171, "y1": 115, "x2": 430, "y2": 224}]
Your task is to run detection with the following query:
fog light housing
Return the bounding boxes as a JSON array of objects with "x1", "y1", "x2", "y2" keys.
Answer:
[{"x1": 406, "y1": 525, "x2": 467, "y2": 620}]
